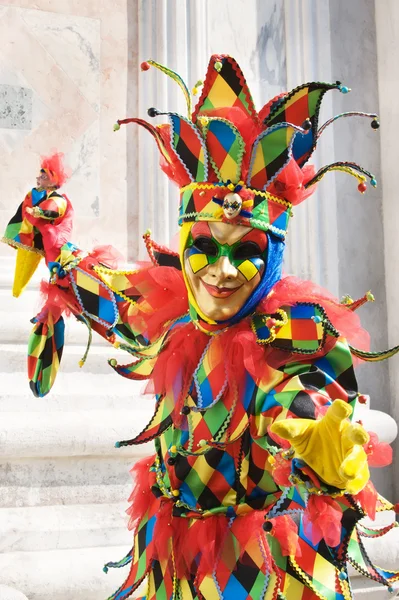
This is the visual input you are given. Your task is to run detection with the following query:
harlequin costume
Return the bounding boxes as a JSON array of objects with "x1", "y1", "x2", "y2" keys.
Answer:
[
  {"x1": 2, "y1": 57, "x2": 399, "y2": 600},
  {"x1": 98, "y1": 56, "x2": 399, "y2": 600}
]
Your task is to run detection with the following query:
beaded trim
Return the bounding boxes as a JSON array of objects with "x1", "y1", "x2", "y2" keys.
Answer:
[{"x1": 1, "y1": 237, "x2": 45, "y2": 256}]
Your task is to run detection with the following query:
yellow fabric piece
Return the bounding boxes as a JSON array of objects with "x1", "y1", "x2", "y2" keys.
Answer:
[
  {"x1": 13, "y1": 248, "x2": 42, "y2": 298},
  {"x1": 270, "y1": 400, "x2": 370, "y2": 494}
]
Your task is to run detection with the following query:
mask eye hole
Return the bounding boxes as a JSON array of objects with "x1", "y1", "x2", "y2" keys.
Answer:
[
  {"x1": 192, "y1": 236, "x2": 218, "y2": 257},
  {"x1": 233, "y1": 241, "x2": 262, "y2": 261}
]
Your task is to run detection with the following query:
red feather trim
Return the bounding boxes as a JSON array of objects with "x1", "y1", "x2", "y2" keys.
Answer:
[
  {"x1": 354, "y1": 480, "x2": 378, "y2": 520},
  {"x1": 89, "y1": 245, "x2": 125, "y2": 269},
  {"x1": 126, "y1": 454, "x2": 157, "y2": 531},
  {"x1": 38, "y1": 279, "x2": 80, "y2": 323},
  {"x1": 303, "y1": 496, "x2": 343, "y2": 547},
  {"x1": 40, "y1": 152, "x2": 71, "y2": 187},
  {"x1": 269, "y1": 515, "x2": 301, "y2": 557},
  {"x1": 364, "y1": 431, "x2": 393, "y2": 468}
]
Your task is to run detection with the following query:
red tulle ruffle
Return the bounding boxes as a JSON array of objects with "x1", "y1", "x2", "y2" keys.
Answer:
[
  {"x1": 303, "y1": 495, "x2": 343, "y2": 547},
  {"x1": 89, "y1": 245, "x2": 125, "y2": 269},
  {"x1": 354, "y1": 480, "x2": 378, "y2": 520},
  {"x1": 364, "y1": 431, "x2": 393, "y2": 468},
  {"x1": 38, "y1": 279, "x2": 80, "y2": 323}
]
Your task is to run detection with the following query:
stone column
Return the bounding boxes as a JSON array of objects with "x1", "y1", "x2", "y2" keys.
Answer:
[{"x1": 375, "y1": 0, "x2": 399, "y2": 498}]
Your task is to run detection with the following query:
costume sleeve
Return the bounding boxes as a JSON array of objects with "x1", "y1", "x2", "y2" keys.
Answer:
[
  {"x1": 264, "y1": 335, "x2": 358, "y2": 424},
  {"x1": 255, "y1": 334, "x2": 361, "y2": 494},
  {"x1": 36, "y1": 193, "x2": 68, "y2": 220}
]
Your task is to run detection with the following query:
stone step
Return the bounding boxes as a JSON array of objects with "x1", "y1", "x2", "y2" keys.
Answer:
[
  {"x1": 0, "y1": 288, "x2": 120, "y2": 346},
  {"x1": 0, "y1": 586, "x2": 29, "y2": 600},
  {"x1": 0, "y1": 372, "x2": 146, "y2": 411},
  {"x1": 0, "y1": 548, "x2": 395, "y2": 600},
  {"x1": 0, "y1": 343, "x2": 133, "y2": 376},
  {"x1": 0, "y1": 455, "x2": 142, "y2": 509},
  {"x1": 0, "y1": 409, "x2": 154, "y2": 458},
  {"x1": 0, "y1": 502, "x2": 132, "y2": 554},
  {"x1": 351, "y1": 577, "x2": 399, "y2": 598},
  {"x1": 0, "y1": 311, "x2": 110, "y2": 348},
  {"x1": 0, "y1": 545, "x2": 136, "y2": 600}
]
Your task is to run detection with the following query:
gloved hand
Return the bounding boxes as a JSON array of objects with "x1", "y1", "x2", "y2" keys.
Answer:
[{"x1": 270, "y1": 400, "x2": 370, "y2": 495}]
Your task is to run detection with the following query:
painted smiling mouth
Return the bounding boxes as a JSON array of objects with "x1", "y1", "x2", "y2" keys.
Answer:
[{"x1": 200, "y1": 280, "x2": 242, "y2": 298}]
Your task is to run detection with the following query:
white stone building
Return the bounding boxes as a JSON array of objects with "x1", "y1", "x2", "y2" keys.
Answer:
[{"x1": 0, "y1": 0, "x2": 398, "y2": 598}]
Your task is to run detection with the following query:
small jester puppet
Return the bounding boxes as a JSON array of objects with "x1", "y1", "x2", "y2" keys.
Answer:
[
  {"x1": 2, "y1": 56, "x2": 399, "y2": 599},
  {"x1": 3, "y1": 152, "x2": 73, "y2": 297}
]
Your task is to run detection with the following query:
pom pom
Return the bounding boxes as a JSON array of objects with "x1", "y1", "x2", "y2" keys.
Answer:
[
  {"x1": 263, "y1": 520, "x2": 273, "y2": 532},
  {"x1": 358, "y1": 182, "x2": 367, "y2": 194},
  {"x1": 302, "y1": 118, "x2": 312, "y2": 131},
  {"x1": 371, "y1": 118, "x2": 380, "y2": 130},
  {"x1": 113, "y1": 122, "x2": 120, "y2": 131},
  {"x1": 141, "y1": 61, "x2": 150, "y2": 71},
  {"x1": 147, "y1": 107, "x2": 159, "y2": 118}
]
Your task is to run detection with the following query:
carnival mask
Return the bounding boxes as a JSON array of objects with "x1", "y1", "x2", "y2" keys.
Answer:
[{"x1": 184, "y1": 222, "x2": 267, "y2": 322}]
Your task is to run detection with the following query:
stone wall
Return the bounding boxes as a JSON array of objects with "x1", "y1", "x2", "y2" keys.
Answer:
[{"x1": 0, "y1": 0, "x2": 129, "y2": 257}]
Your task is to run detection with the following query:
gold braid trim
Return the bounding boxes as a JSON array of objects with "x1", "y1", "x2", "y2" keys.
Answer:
[
  {"x1": 1, "y1": 237, "x2": 45, "y2": 256},
  {"x1": 180, "y1": 183, "x2": 292, "y2": 208}
]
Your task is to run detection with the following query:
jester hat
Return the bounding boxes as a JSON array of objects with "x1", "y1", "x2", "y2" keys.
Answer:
[
  {"x1": 117, "y1": 54, "x2": 379, "y2": 239},
  {"x1": 116, "y1": 55, "x2": 379, "y2": 324}
]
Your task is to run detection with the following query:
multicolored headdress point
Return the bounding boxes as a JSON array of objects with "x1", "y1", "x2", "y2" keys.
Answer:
[{"x1": 117, "y1": 55, "x2": 379, "y2": 240}]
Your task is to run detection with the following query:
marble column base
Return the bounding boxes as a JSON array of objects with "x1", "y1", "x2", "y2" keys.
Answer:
[{"x1": 0, "y1": 586, "x2": 29, "y2": 600}]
